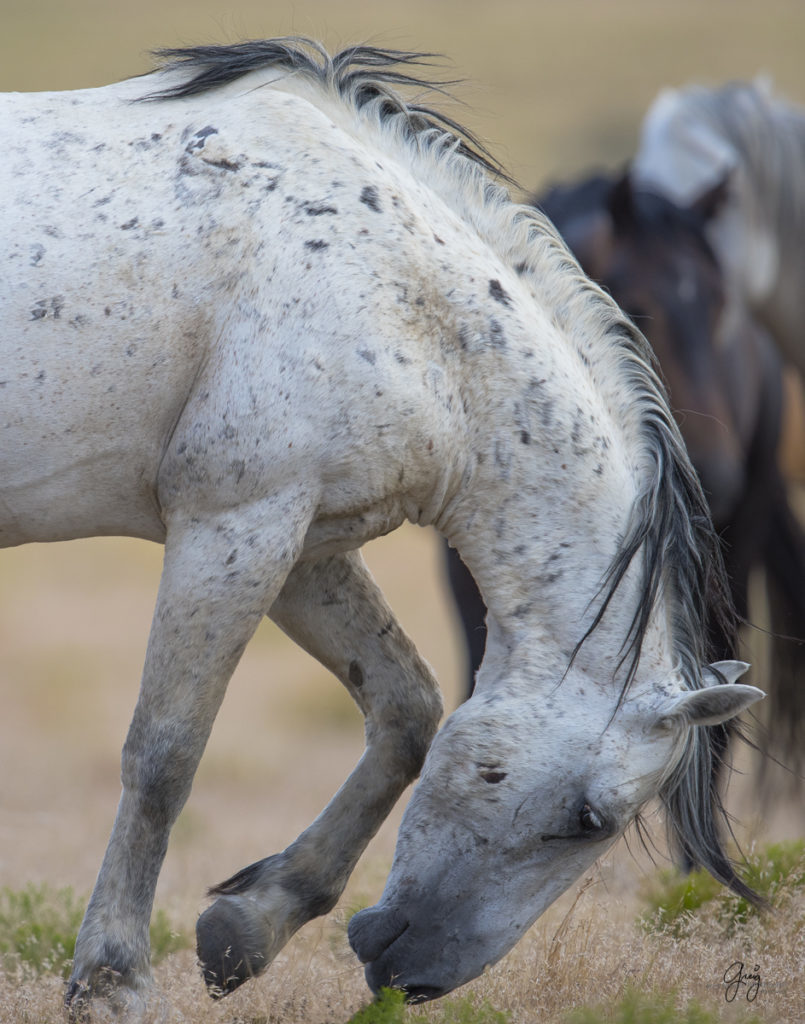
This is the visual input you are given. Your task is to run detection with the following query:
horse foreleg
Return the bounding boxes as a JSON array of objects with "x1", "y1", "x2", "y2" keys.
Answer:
[
  {"x1": 65, "y1": 499, "x2": 310, "y2": 1014},
  {"x1": 196, "y1": 549, "x2": 442, "y2": 996}
]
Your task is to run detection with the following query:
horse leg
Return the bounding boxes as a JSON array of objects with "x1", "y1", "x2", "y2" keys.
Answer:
[
  {"x1": 65, "y1": 498, "x2": 310, "y2": 1013},
  {"x1": 195, "y1": 549, "x2": 443, "y2": 996}
]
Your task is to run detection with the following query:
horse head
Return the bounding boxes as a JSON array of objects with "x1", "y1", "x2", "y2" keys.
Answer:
[{"x1": 350, "y1": 660, "x2": 761, "y2": 997}]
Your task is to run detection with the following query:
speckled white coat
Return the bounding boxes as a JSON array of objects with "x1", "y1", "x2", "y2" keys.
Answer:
[{"x1": 0, "y1": 52, "x2": 763, "y2": 1011}]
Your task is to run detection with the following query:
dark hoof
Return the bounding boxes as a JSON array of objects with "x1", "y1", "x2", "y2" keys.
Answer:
[
  {"x1": 64, "y1": 980, "x2": 91, "y2": 1022},
  {"x1": 196, "y1": 897, "x2": 269, "y2": 998}
]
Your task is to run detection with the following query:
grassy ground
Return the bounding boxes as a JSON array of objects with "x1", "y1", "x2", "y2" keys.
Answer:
[{"x1": 2, "y1": 2, "x2": 805, "y2": 1021}]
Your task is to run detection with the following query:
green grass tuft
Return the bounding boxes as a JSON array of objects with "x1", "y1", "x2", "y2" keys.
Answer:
[
  {"x1": 640, "y1": 840, "x2": 805, "y2": 936},
  {"x1": 148, "y1": 906, "x2": 192, "y2": 963},
  {"x1": 0, "y1": 884, "x2": 191, "y2": 980},
  {"x1": 0, "y1": 884, "x2": 83, "y2": 979},
  {"x1": 564, "y1": 987, "x2": 761, "y2": 1024},
  {"x1": 346, "y1": 988, "x2": 510, "y2": 1024},
  {"x1": 347, "y1": 988, "x2": 408, "y2": 1024}
]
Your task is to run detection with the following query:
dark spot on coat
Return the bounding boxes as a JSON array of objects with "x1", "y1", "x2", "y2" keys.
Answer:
[
  {"x1": 121, "y1": 217, "x2": 139, "y2": 230},
  {"x1": 30, "y1": 296, "x2": 63, "y2": 321},
  {"x1": 30, "y1": 244, "x2": 45, "y2": 267},
  {"x1": 488, "y1": 279, "x2": 511, "y2": 306},
  {"x1": 130, "y1": 133, "x2": 163, "y2": 151},
  {"x1": 359, "y1": 185, "x2": 381, "y2": 212},
  {"x1": 304, "y1": 239, "x2": 329, "y2": 251},
  {"x1": 303, "y1": 201, "x2": 338, "y2": 216},
  {"x1": 186, "y1": 126, "x2": 219, "y2": 153},
  {"x1": 358, "y1": 349, "x2": 376, "y2": 365},
  {"x1": 348, "y1": 660, "x2": 365, "y2": 688},
  {"x1": 520, "y1": 430, "x2": 531, "y2": 445},
  {"x1": 488, "y1": 319, "x2": 506, "y2": 348},
  {"x1": 225, "y1": 549, "x2": 238, "y2": 566},
  {"x1": 202, "y1": 156, "x2": 242, "y2": 172}
]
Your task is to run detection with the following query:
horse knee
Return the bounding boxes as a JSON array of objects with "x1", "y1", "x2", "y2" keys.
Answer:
[
  {"x1": 120, "y1": 722, "x2": 197, "y2": 827},
  {"x1": 379, "y1": 687, "x2": 442, "y2": 781}
]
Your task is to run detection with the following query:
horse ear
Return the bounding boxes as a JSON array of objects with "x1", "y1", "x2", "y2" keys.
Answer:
[
  {"x1": 702, "y1": 660, "x2": 751, "y2": 686},
  {"x1": 659, "y1": 662, "x2": 763, "y2": 727},
  {"x1": 660, "y1": 685, "x2": 764, "y2": 727},
  {"x1": 689, "y1": 173, "x2": 731, "y2": 223}
]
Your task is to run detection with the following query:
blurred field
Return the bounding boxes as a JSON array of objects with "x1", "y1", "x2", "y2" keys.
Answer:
[{"x1": 2, "y1": 2, "x2": 805, "y2": 1022}]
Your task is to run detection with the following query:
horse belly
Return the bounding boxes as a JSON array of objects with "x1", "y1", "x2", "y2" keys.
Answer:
[
  {"x1": 0, "y1": 267, "x2": 205, "y2": 547},
  {"x1": 0, "y1": 316, "x2": 197, "y2": 546},
  {"x1": 0, "y1": 93, "x2": 222, "y2": 546}
]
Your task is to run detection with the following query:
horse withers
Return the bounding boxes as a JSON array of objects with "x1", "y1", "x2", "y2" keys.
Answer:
[{"x1": 0, "y1": 41, "x2": 762, "y2": 1012}]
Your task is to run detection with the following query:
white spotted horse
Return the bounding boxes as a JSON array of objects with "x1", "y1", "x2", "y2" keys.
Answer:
[{"x1": 0, "y1": 40, "x2": 763, "y2": 1012}]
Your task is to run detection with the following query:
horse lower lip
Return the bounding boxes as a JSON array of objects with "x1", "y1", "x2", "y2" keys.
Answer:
[{"x1": 404, "y1": 985, "x2": 444, "y2": 1002}]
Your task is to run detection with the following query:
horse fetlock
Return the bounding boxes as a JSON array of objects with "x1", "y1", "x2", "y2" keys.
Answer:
[
  {"x1": 69, "y1": 913, "x2": 152, "y2": 989},
  {"x1": 65, "y1": 957, "x2": 152, "y2": 1019}
]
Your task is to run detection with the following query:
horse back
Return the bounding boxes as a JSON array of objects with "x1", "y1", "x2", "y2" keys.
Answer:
[{"x1": 0, "y1": 77, "x2": 508, "y2": 551}]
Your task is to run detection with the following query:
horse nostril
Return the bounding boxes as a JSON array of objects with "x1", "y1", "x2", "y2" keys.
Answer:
[{"x1": 348, "y1": 905, "x2": 409, "y2": 963}]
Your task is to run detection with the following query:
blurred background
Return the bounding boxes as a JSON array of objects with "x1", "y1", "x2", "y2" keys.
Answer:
[{"x1": 2, "y1": 0, "x2": 804, "y2": 927}]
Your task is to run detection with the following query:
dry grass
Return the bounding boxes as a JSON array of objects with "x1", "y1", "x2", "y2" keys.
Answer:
[
  {"x1": 2, "y1": 1, "x2": 805, "y2": 1021},
  {"x1": 2, "y1": 840, "x2": 804, "y2": 1022}
]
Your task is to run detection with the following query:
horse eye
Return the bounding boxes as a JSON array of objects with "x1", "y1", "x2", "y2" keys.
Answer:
[
  {"x1": 479, "y1": 766, "x2": 507, "y2": 784},
  {"x1": 579, "y1": 802, "x2": 604, "y2": 832}
]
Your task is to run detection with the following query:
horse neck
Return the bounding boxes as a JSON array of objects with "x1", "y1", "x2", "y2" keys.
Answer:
[{"x1": 438, "y1": 326, "x2": 670, "y2": 690}]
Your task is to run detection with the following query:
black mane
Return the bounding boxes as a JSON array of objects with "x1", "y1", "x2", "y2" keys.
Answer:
[{"x1": 145, "y1": 38, "x2": 511, "y2": 183}]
